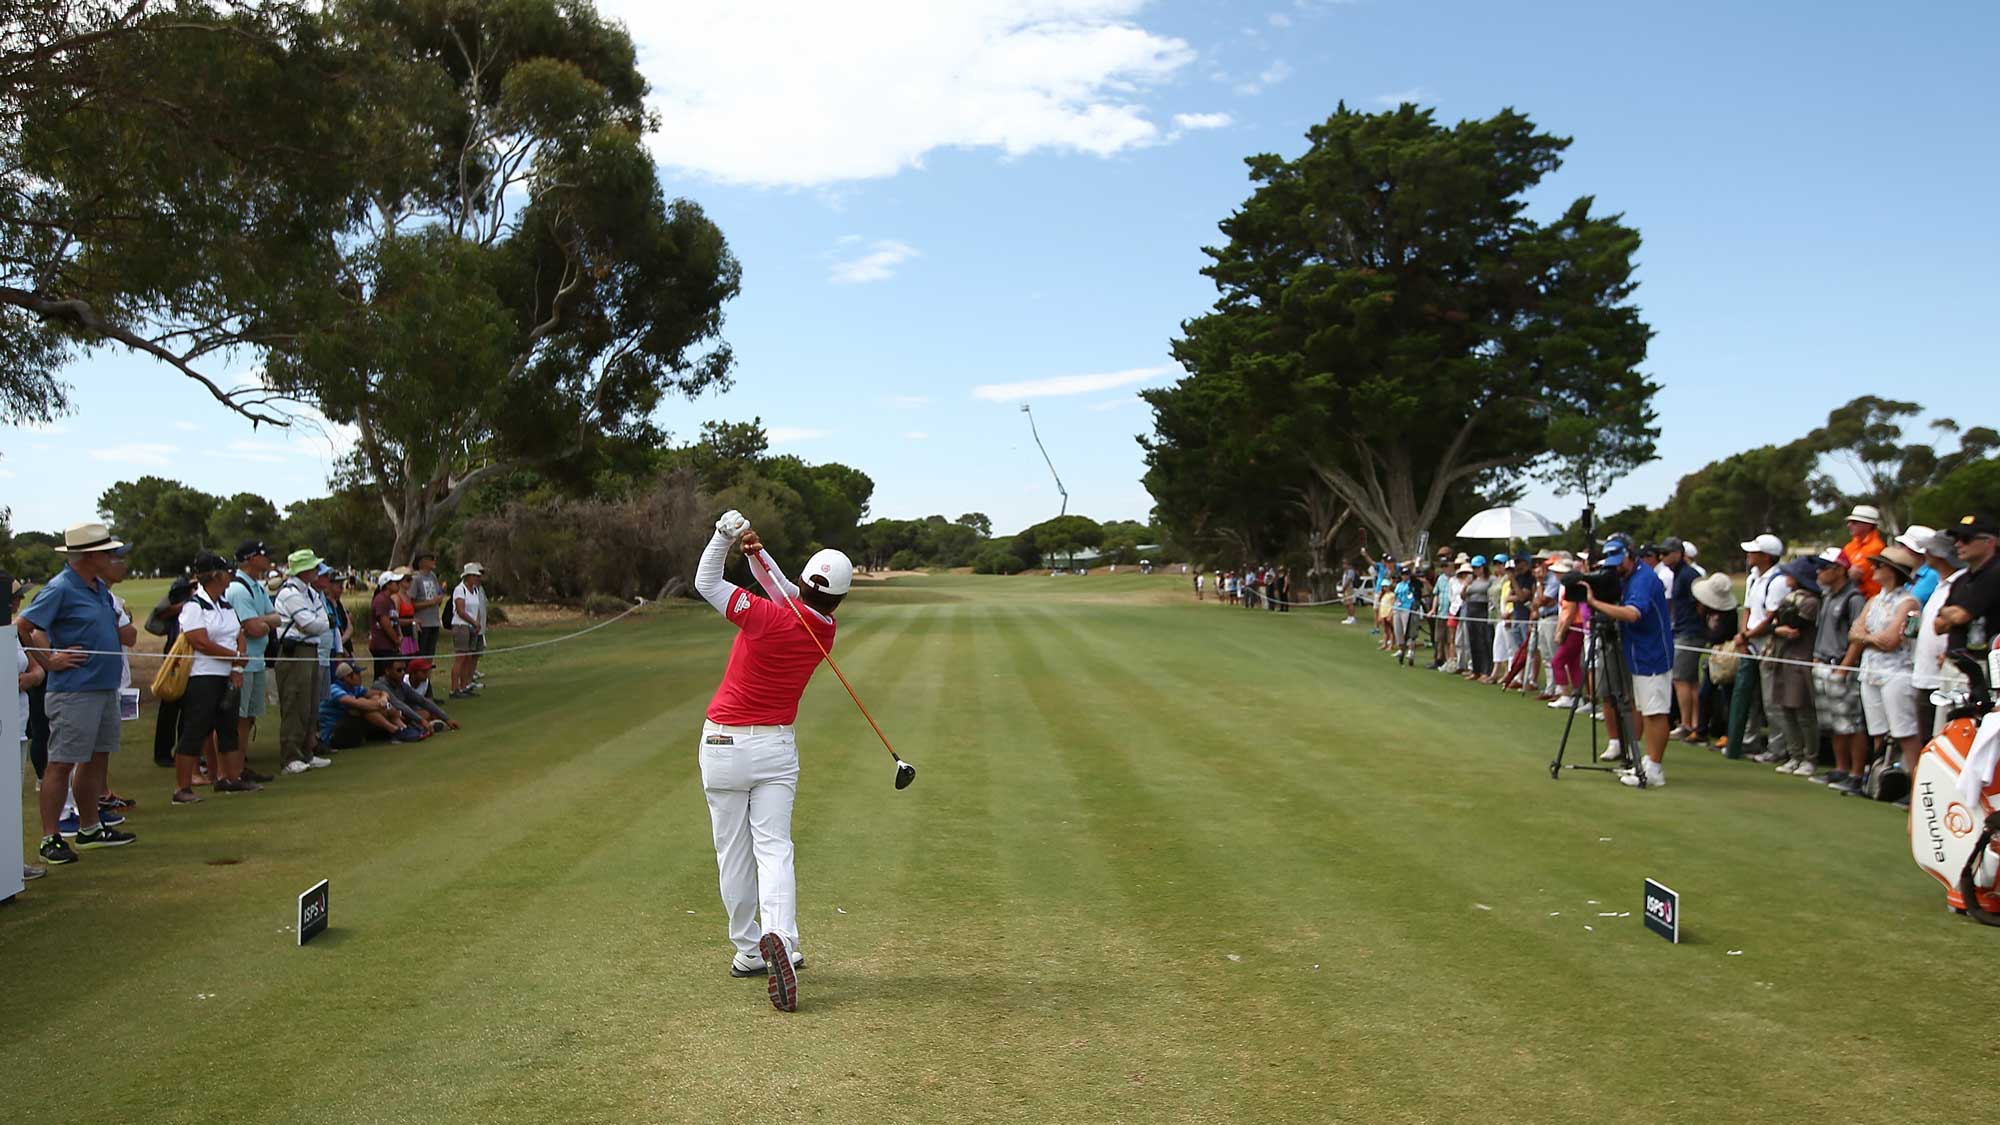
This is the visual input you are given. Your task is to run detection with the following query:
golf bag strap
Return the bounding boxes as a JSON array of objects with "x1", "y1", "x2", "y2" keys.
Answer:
[{"x1": 1960, "y1": 810, "x2": 2000, "y2": 928}]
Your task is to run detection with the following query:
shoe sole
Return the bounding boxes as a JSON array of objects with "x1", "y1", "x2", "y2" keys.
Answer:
[
  {"x1": 41, "y1": 853, "x2": 77, "y2": 865},
  {"x1": 74, "y1": 836, "x2": 134, "y2": 849},
  {"x1": 760, "y1": 933, "x2": 797, "y2": 1012}
]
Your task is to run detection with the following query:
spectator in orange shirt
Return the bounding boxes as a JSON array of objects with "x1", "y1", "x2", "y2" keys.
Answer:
[{"x1": 1843, "y1": 504, "x2": 1888, "y2": 598}]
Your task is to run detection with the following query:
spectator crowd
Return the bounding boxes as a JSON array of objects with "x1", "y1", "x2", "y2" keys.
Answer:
[
  {"x1": 1203, "y1": 504, "x2": 2000, "y2": 802},
  {"x1": 8, "y1": 520, "x2": 495, "y2": 884}
]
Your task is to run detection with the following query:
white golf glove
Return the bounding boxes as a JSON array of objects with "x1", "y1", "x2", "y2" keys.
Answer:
[{"x1": 715, "y1": 509, "x2": 750, "y2": 538}]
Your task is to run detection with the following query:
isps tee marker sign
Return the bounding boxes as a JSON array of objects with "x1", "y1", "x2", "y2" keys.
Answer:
[{"x1": 1643, "y1": 878, "x2": 1679, "y2": 944}]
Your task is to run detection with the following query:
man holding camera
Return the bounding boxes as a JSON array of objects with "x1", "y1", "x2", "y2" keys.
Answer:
[{"x1": 1584, "y1": 537, "x2": 1678, "y2": 789}]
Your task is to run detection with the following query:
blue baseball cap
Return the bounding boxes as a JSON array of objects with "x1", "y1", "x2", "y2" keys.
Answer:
[
  {"x1": 1470, "y1": 555, "x2": 1487, "y2": 567},
  {"x1": 1600, "y1": 539, "x2": 1630, "y2": 566}
]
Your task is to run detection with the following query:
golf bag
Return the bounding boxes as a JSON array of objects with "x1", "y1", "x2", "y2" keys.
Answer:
[{"x1": 1910, "y1": 654, "x2": 2000, "y2": 924}]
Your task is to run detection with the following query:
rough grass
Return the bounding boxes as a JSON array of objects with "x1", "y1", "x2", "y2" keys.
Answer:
[{"x1": 4, "y1": 575, "x2": 1995, "y2": 1123}]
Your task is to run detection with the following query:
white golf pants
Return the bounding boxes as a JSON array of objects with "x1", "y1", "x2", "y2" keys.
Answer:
[{"x1": 698, "y1": 721, "x2": 801, "y2": 957}]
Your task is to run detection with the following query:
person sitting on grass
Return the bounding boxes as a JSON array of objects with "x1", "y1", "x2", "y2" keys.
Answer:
[
  {"x1": 371, "y1": 658, "x2": 456, "y2": 734},
  {"x1": 318, "y1": 661, "x2": 423, "y2": 750}
]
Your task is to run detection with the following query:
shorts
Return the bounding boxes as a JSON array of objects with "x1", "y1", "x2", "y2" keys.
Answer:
[
  {"x1": 1860, "y1": 670, "x2": 1919, "y2": 738},
  {"x1": 1631, "y1": 672, "x2": 1672, "y2": 717},
  {"x1": 1811, "y1": 664, "x2": 1864, "y2": 735},
  {"x1": 1672, "y1": 637, "x2": 1703, "y2": 684},
  {"x1": 45, "y1": 690, "x2": 122, "y2": 765},
  {"x1": 238, "y1": 668, "x2": 269, "y2": 718},
  {"x1": 452, "y1": 627, "x2": 486, "y2": 653}
]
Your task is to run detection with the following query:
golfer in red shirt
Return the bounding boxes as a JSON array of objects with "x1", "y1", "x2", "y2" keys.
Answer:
[{"x1": 692, "y1": 509, "x2": 853, "y2": 1013}]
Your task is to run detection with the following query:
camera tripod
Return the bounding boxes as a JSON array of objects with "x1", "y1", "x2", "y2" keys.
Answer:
[{"x1": 1548, "y1": 615, "x2": 1643, "y2": 782}]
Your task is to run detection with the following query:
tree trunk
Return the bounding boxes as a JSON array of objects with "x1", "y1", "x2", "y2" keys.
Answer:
[{"x1": 1295, "y1": 481, "x2": 1350, "y2": 603}]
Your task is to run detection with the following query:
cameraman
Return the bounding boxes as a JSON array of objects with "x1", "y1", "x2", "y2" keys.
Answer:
[{"x1": 1583, "y1": 538, "x2": 1677, "y2": 789}]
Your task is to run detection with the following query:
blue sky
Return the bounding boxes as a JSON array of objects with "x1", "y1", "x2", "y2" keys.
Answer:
[{"x1": 4, "y1": 0, "x2": 1995, "y2": 543}]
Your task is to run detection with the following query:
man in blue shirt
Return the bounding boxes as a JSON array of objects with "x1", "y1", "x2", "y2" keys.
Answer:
[
  {"x1": 1585, "y1": 536, "x2": 1677, "y2": 789},
  {"x1": 15, "y1": 522, "x2": 139, "y2": 864}
]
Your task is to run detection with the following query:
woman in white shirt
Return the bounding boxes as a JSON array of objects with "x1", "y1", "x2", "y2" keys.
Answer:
[
  {"x1": 1851, "y1": 546, "x2": 1924, "y2": 779},
  {"x1": 450, "y1": 563, "x2": 487, "y2": 698},
  {"x1": 171, "y1": 554, "x2": 257, "y2": 803}
]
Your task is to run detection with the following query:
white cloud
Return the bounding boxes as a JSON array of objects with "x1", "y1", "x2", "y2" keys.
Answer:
[
  {"x1": 886, "y1": 394, "x2": 930, "y2": 408},
  {"x1": 764, "y1": 425, "x2": 830, "y2": 445},
  {"x1": 171, "y1": 420, "x2": 199, "y2": 432},
  {"x1": 830, "y1": 240, "x2": 919, "y2": 284},
  {"x1": 0, "y1": 468, "x2": 15, "y2": 479},
  {"x1": 972, "y1": 365, "x2": 1171, "y2": 402},
  {"x1": 1373, "y1": 87, "x2": 1431, "y2": 107},
  {"x1": 1269, "y1": 12, "x2": 1293, "y2": 28},
  {"x1": 904, "y1": 431, "x2": 930, "y2": 440},
  {"x1": 224, "y1": 439, "x2": 290, "y2": 464},
  {"x1": 1170, "y1": 112, "x2": 1233, "y2": 131},
  {"x1": 1236, "y1": 59, "x2": 1292, "y2": 95},
  {"x1": 605, "y1": 0, "x2": 1196, "y2": 186},
  {"x1": 89, "y1": 443, "x2": 178, "y2": 467}
]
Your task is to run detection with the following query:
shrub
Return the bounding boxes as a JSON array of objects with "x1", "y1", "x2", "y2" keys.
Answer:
[
  {"x1": 582, "y1": 593, "x2": 628, "y2": 617},
  {"x1": 888, "y1": 548, "x2": 921, "y2": 571},
  {"x1": 972, "y1": 544, "x2": 1021, "y2": 575},
  {"x1": 459, "y1": 469, "x2": 713, "y2": 602}
]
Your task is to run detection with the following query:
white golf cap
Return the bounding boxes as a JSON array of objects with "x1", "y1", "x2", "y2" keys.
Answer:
[
  {"x1": 1896, "y1": 525, "x2": 1936, "y2": 553},
  {"x1": 1683, "y1": 540, "x2": 1699, "y2": 560},
  {"x1": 1739, "y1": 533, "x2": 1784, "y2": 556},
  {"x1": 802, "y1": 549, "x2": 854, "y2": 596},
  {"x1": 461, "y1": 562, "x2": 484, "y2": 576},
  {"x1": 1846, "y1": 504, "x2": 1881, "y2": 525},
  {"x1": 377, "y1": 570, "x2": 399, "y2": 586}
]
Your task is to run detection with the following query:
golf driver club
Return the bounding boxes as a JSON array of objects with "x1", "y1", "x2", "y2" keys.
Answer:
[{"x1": 752, "y1": 552, "x2": 916, "y2": 790}]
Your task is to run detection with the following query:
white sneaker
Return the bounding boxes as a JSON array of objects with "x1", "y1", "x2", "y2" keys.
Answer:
[
  {"x1": 1341, "y1": 616, "x2": 1356, "y2": 625},
  {"x1": 1547, "y1": 695, "x2": 1574, "y2": 710},
  {"x1": 1599, "y1": 741, "x2": 1625, "y2": 762},
  {"x1": 282, "y1": 760, "x2": 311, "y2": 775},
  {"x1": 309, "y1": 756, "x2": 333, "y2": 769},
  {"x1": 1619, "y1": 762, "x2": 1665, "y2": 789},
  {"x1": 1791, "y1": 761, "x2": 1815, "y2": 779},
  {"x1": 1776, "y1": 759, "x2": 1805, "y2": 775}
]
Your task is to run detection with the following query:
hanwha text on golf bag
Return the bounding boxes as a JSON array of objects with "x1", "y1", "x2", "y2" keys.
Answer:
[{"x1": 1643, "y1": 878, "x2": 1679, "y2": 944}]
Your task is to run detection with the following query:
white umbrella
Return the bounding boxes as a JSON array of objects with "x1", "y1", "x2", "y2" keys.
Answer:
[{"x1": 1456, "y1": 506, "x2": 1564, "y2": 540}]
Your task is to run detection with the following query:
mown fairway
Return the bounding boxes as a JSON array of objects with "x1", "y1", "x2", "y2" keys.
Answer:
[{"x1": 5, "y1": 573, "x2": 1994, "y2": 1123}]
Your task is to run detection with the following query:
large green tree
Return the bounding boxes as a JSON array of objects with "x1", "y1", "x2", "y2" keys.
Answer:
[
  {"x1": 1150, "y1": 104, "x2": 1657, "y2": 558},
  {"x1": 263, "y1": 0, "x2": 741, "y2": 562},
  {"x1": 1807, "y1": 396, "x2": 1999, "y2": 533},
  {"x1": 3, "y1": 0, "x2": 358, "y2": 425},
  {"x1": 96, "y1": 475, "x2": 220, "y2": 574}
]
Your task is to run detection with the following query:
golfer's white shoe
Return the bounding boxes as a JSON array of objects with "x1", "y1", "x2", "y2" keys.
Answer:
[
  {"x1": 1598, "y1": 741, "x2": 1624, "y2": 762},
  {"x1": 730, "y1": 948, "x2": 805, "y2": 978},
  {"x1": 760, "y1": 932, "x2": 798, "y2": 1012},
  {"x1": 1547, "y1": 695, "x2": 1574, "y2": 710}
]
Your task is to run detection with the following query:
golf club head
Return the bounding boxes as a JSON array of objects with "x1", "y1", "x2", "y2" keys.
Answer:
[{"x1": 894, "y1": 760, "x2": 916, "y2": 790}]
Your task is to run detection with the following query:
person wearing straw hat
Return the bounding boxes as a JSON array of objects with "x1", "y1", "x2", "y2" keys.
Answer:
[
  {"x1": 1848, "y1": 545, "x2": 1924, "y2": 794},
  {"x1": 1807, "y1": 548, "x2": 1867, "y2": 788},
  {"x1": 273, "y1": 548, "x2": 335, "y2": 775},
  {"x1": 1690, "y1": 571, "x2": 1740, "y2": 745},
  {"x1": 450, "y1": 563, "x2": 488, "y2": 698},
  {"x1": 1842, "y1": 504, "x2": 1888, "y2": 599},
  {"x1": 14, "y1": 522, "x2": 139, "y2": 865}
]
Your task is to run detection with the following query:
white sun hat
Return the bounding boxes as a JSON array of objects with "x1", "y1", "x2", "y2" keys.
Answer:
[
  {"x1": 802, "y1": 549, "x2": 854, "y2": 596},
  {"x1": 1846, "y1": 504, "x2": 1881, "y2": 525}
]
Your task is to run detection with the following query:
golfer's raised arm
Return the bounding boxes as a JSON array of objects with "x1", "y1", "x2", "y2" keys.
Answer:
[
  {"x1": 750, "y1": 548, "x2": 799, "y2": 604},
  {"x1": 695, "y1": 509, "x2": 751, "y2": 616}
]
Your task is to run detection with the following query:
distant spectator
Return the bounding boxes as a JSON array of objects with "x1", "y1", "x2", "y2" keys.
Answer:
[
  {"x1": 450, "y1": 563, "x2": 488, "y2": 697},
  {"x1": 1530, "y1": 555, "x2": 1561, "y2": 698},
  {"x1": 273, "y1": 548, "x2": 333, "y2": 776},
  {"x1": 407, "y1": 553, "x2": 445, "y2": 658},
  {"x1": 372, "y1": 658, "x2": 457, "y2": 733},
  {"x1": 1897, "y1": 525, "x2": 1940, "y2": 605},
  {"x1": 1660, "y1": 538, "x2": 1704, "y2": 742},
  {"x1": 1766, "y1": 557, "x2": 1824, "y2": 779},
  {"x1": 1546, "y1": 560, "x2": 1583, "y2": 709},
  {"x1": 1853, "y1": 545, "x2": 1924, "y2": 794},
  {"x1": 145, "y1": 573, "x2": 195, "y2": 767},
  {"x1": 393, "y1": 566, "x2": 419, "y2": 654},
  {"x1": 1461, "y1": 557, "x2": 1493, "y2": 680},
  {"x1": 1911, "y1": 530, "x2": 1964, "y2": 744},
  {"x1": 8, "y1": 571, "x2": 48, "y2": 881},
  {"x1": 368, "y1": 570, "x2": 404, "y2": 676},
  {"x1": 16, "y1": 522, "x2": 138, "y2": 865},
  {"x1": 230, "y1": 540, "x2": 282, "y2": 783},
  {"x1": 1691, "y1": 572, "x2": 1740, "y2": 748},
  {"x1": 1683, "y1": 541, "x2": 1706, "y2": 577},
  {"x1": 171, "y1": 552, "x2": 261, "y2": 804},
  {"x1": 1843, "y1": 505, "x2": 1887, "y2": 599},
  {"x1": 1809, "y1": 548, "x2": 1867, "y2": 791},
  {"x1": 324, "y1": 571, "x2": 354, "y2": 662},
  {"x1": 319, "y1": 660, "x2": 424, "y2": 749},
  {"x1": 1734, "y1": 533, "x2": 1790, "y2": 764}
]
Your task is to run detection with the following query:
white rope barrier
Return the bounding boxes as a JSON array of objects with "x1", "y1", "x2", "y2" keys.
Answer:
[{"x1": 20, "y1": 597, "x2": 652, "y2": 663}]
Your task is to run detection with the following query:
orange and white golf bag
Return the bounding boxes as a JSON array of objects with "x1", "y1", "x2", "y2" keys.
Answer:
[{"x1": 1911, "y1": 653, "x2": 2000, "y2": 924}]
